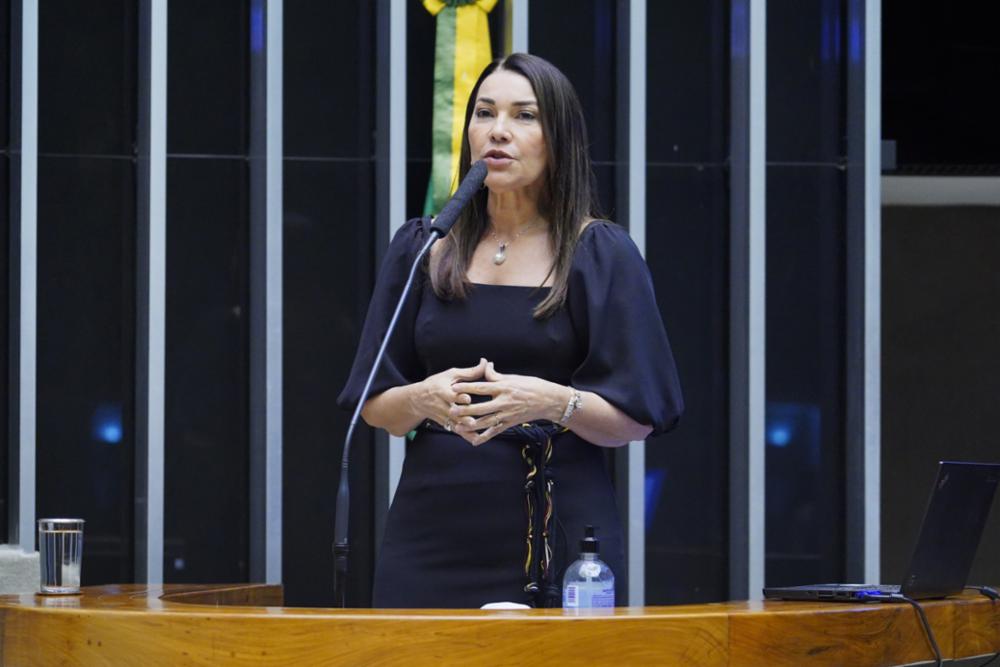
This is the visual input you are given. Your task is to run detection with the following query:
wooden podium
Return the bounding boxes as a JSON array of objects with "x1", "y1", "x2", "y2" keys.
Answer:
[{"x1": 1, "y1": 584, "x2": 998, "y2": 665}]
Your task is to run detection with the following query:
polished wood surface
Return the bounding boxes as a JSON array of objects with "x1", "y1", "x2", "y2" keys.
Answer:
[{"x1": 1, "y1": 585, "x2": 997, "y2": 665}]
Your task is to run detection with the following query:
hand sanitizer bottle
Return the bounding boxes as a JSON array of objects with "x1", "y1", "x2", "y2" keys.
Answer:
[{"x1": 562, "y1": 525, "x2": 615, "y2": 609}]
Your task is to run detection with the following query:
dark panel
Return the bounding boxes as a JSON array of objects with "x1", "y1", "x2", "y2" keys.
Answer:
[
  {"x1": 282, "y1": 0, "x2": 377, "y2": 608},
  {"x1": 1, "y1": 0, "x2": 7, "y2": 537},
  {"x1": 282, "y1": 158, "x2": 375, "y2": 607},
  {"x1": 646, "y1": 0, "x2": 729, "y2": 165},
  {"x1": 406, "y1": 4, "x2": 435, "y2": 166},
  {"x1": 35, "y1": 156, "x2": 136, "y2": 584},
  {"x1": 167, "y1": 0, "x2": 248, "y2": 155},
  {"x1": 406, "y1": 158, "x2": 431, "y2": 221},
  {"x1": 766, "y1": 0, "x2": 845, "y2": 163},
  {"x1": 1, "y1": 0, "x2": 9, "y2": 148},
  {"x1": 882, "y1": 207, "x2": 1000, "y2": 586},
  {"x1": 645, "y1": 0, "x2": 731, "y2": 605},
  {"x1": 284, "y1": 2, "x2": 374, "y2": 158},
  {"x1": 592, "y1": 162, "x2": 617, "y2": 221},
  {"x1": 164, "y1": 158, "x2": 249, "y2": 583},
  {"x1": 645, "y1": 165, "x2": 730, "y2": 604},
  {"x1": 37, "y1": 0, "x2": 136, "y2": 156},
  {"x1": 883, "y1": 1, "x2": 1000, "y2": 169},
  {"x1": 764, "y1": 165, "x2": 846, "y2": 586},
  {"x1": 530, "y1": 0, "x2": 616, "y2": 163},
  {"x1": 1, "y1": 155, "x2": 7, "y2": 539}
]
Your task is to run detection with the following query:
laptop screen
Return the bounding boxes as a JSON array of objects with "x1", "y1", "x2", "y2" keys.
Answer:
[{"x1": 900, "y1": 461, "x2": 1000, "y2": 599}]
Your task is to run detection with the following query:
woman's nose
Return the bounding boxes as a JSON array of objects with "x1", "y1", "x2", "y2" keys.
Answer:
[{"x1": 489, "y1": 116, "x2": 511, "y2": 142}]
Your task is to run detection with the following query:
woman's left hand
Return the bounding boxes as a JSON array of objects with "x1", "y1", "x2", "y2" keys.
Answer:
[{"x1": 449, "y1": 362, "x2": 570, "y2": 446}]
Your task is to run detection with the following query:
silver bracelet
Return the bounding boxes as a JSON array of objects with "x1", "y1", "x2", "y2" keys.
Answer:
[{"x1": 559, "y1": 388, "x2": 583, "y2": 424}]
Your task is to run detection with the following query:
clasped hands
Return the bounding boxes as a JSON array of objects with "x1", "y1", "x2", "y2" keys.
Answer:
[{"x1": 419, "y1": 358, "x2": 569, "y2": 447}]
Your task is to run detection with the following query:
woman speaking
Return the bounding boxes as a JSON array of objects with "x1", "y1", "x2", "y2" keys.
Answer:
[{"x1": 338, "y1": 53, "x2": 683, "y2": 608}]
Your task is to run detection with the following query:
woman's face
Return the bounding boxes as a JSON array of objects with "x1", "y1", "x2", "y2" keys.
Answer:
[{"x1": 468, "y1": 70, "x2": 547, "y2": 195}]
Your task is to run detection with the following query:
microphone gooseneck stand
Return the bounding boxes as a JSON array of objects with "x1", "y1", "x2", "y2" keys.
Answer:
[
  {"x1": 332, "y1": 230, "x2": 435, "y2": 608},
  {"x1": 333, "y1": 161, "x2": 488, "y2": 607}
]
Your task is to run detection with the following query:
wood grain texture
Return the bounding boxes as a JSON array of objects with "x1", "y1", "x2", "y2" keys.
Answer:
[
  {"x1": 160, "y1": 583, "x2": 284, "y2": 607},
  {"x1": 1, "y1": 585, "x2": 997, "y2": 666},
  {"x1": 729, "y1": 599, "x2": 954, "y2": 667},
  {"x1": 954, "y1": 594, "x2": 1000, "y2": 659}
]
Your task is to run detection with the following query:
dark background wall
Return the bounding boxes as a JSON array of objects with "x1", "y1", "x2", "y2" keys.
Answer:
[
  {"x1": 164, "y1": 0, "x2": 250, "y2": 586},
  {"x1": 34, "y1": 0, "x2": 137, "y2": 585},
  {"x1": 1, "y1": 0, "x2": 10, "y2": 542},
  {"x1": 880, "y1": 0, "x2": 1000, "y2": 585},
  {"x1": 763, "y1": 0, "x2": 847, "y2": 588},
  {"x1": 882, "y1": 1, "x2": 1000, "y2": 171},
  {"x1": 282, "y1": 1, "x2": 376, "y2": 608},
  {"x1": 644, "y1": 0, "x2": 731, "y2": 604},
  {"x1": 6, "y1": 0, "x2": 996, "y2": 607},
  {"x1": 881, "y1": 206, "x2": 1000, "y2": 583},
  {"x1": 0, "y1": 0, "x2": 853, "y2": 607}
]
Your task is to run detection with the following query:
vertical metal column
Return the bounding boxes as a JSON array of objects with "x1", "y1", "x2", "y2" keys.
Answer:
[
  {"x1": 728, "y1": 0, "x2": 766, "y2": 600},
  {"x1": 504, "y1": 0, "x2": 529, "y2": 54},
  {"x1": 386, "y1": 0, "x2": 407, "y2": 509},
  {"x1": 862, "y1": 0, "x2": 881, "y2": 586},
  {"x1": 845, "y1": 0, "x2": 880, "y2": 586},
  {"x1": 861, "y1": 0, "x2": 881, "y2": 584},
  {"x1": 622, "y1": 0, "x2": 648, "y2": 607},
  {"x1": 135, "y1": 0, "x2": 167, "y2": 583},
  {"x1": 374, "y1": 0, "x2": 408, "y2": 543},
  {"x1": 264, "y1": 0, "x2": 284, "y2": 588},
  {"x1": 8, "y1": 0, "x2": 38, "y2": 550},
  {"x1": 249, "y1": 0, "x2": 283, "y2": 584}
]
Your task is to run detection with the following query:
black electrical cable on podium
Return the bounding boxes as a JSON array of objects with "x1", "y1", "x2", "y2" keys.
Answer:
[
  {"x1": 860, "y1": 592, "x2": 941, "y2": 666},
  {"x1": 332, "y1": 161, "x2": 488, "y2": 608},
  {"x1": 965, "y1": 585, "x2": 1000, "y2": 601},
  {"x1": 860, "y1": 586, "x2": 1000, "y2": 667},
  {"x1": 978, "y1": 650, "x2": 1000, "y2": 667},
  {"x1": 898, "y1": 596, "x2": 941, "y2": 667},
  {"x1": 965, "y1": 586, "x2": 1000, "y2": 667}
]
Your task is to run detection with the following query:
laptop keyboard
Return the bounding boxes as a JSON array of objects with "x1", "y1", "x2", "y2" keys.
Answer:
[{"x1": 829, "y1": 584, "x2": 901, "y2": 593}]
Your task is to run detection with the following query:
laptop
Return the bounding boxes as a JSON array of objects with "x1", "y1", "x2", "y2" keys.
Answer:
[{"x1": 763, "y1": 461, "x2": 1000, "y2": 602}]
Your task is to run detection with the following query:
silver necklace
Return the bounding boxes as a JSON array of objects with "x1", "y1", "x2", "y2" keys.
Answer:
[{"x1": 489, "y1": 220, "x2": 542, "y2": 265}]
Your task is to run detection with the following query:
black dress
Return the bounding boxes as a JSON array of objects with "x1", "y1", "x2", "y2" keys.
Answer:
[{"x1": 337, "y1": 217, "x2": 683, "y2": 608}]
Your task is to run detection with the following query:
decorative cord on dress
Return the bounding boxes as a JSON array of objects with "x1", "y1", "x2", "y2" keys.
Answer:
[{"x1": 514, "y1": 421, "x2": 565, "y2": 608}]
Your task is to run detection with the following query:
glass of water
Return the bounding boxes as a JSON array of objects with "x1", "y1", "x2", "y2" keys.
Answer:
[{"x1": 37, "y1": 518, "x2": 85, "y2": 595}]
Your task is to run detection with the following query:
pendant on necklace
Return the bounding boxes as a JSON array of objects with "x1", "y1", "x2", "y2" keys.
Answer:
[{"x1": 493, "y1": 242, "x2": 508, "y2": 265}]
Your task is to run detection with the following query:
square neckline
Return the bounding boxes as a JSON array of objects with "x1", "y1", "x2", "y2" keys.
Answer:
[
  {"x1": 429, "y1": 218, "x2": 609, "y2": 291},
  {"x1": 469, "y1": 281, "x2": 552, "y2": 290}
]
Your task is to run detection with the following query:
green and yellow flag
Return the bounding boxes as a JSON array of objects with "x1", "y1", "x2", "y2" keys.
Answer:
[{"x1": 423, "y1": 0, "x2": 498, "y2": 216}]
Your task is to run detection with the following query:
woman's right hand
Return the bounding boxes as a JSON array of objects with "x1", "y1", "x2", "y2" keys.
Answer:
[{"x1": 411, "y1": 358, "x2": 488, "y2": 434}]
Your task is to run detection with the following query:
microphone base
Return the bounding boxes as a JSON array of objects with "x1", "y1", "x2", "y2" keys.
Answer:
[{"x1": 333, "y1": 543, "x2": 350, "y2": 608}]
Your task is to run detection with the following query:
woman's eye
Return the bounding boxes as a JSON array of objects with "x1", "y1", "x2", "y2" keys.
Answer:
[
  {"x1": 517, "y1": 111, "x2": 536, "y2": 121},
  {"x1": 475, "y1": 108, "x2": 494, "y2": 119}
]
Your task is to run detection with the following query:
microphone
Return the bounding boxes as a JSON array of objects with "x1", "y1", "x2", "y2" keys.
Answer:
[
  {"x1": 333, "y1": 160, "x2": 488, "y2": 607},
  {"x1": 429, "y1": 160, "x2": 488, "y2": 235}
]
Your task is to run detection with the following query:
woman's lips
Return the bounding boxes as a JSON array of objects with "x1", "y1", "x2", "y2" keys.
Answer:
[{"x1": 484, "y1": 155, "x2": 514, "y2": 167}]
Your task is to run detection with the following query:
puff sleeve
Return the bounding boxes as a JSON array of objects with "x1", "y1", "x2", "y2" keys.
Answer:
[
  {"x1": 336, "y1": 217, "x2": 428, "y2": 412},
  {"x1": 567, "y1": 222, "x2": 684, "y2": 436}
]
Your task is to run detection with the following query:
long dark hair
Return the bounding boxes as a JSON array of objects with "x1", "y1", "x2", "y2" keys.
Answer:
[{"x1": 429, "y1": 53, "x2": 599, "y2": 319}]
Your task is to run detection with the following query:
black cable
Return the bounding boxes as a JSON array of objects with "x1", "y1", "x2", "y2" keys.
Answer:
[
  {"x1": 859, "y1": 593, "x2": 941, "y2": 667},
  {"x1": 332, "y1": 228, "x2": 438, "y2": 608},
  {"x1": 898, "y1": 595, "x2": 943, "y2": 667},
  {"x1": 856, "y1": 588, "x2": 1000, "y2": 666},
  {"x1": 965, "y1": 585, "x2": 1000, "y2": 601},
  {"x1": 977, "y1": 652, "x2": 1000, "y2": 667},
  {"x1": 965, "y1": 586, "x2": 1000, "y2": 666}
]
